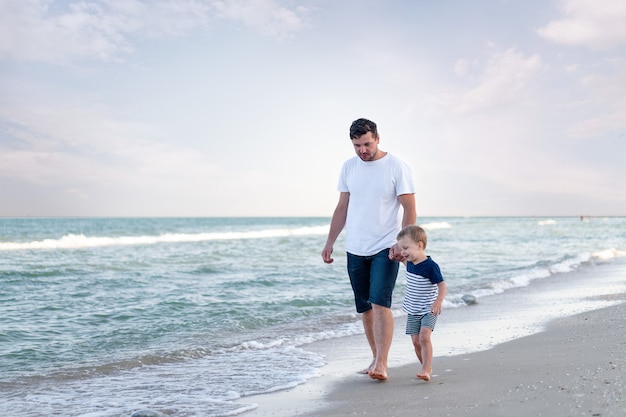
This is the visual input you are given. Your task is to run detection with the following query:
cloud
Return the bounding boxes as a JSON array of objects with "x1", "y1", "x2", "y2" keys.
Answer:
[
  {"x1": 211, "y1": 0, "x2": 309, "y2": 39},
  {"x1": 451, "y1": 48, "x2": 542, "y2": 114},
  {"x1": 567, "y1": 111, "x2": 626, "y2": 138},
  {"x1": 0, "y1": 96, "x2": 218, "y2": 192},
  {"x1": 0, "y1": 0, "x2": 134, "y2": 62},
  {"x1": 563, "y1": 57, "x2": 626, "y2": 138},
  {"x1": 0, "y1": 0, "x2": 309, "y2": 63},
  {"x1": 454, "y1": 59, "x2": 471, "y2": 77},
  {"x1": 537, "y1": 0, "x2": 626, "y2": 49}
]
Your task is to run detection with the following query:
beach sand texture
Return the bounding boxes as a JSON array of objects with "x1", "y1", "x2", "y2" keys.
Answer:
[
  {"x1": 309, "y1": 300, "x2": 626, "y2": 417},
  {"x1": 242, "y1": 265, "x2": 626, "y2": 417}
]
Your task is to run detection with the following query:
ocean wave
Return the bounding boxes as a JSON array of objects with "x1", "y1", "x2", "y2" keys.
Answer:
[
  {"x1": 592, "y1": 248, "x2": 626, "y2": 259},
  {"x1": 450, "y1": 249, "x2": 622, "y2": 303},
  {"x1": 421, "y1": 221, "x2": 452, "y2": 230},
  {"x1": 0, "y1": 226, "x2": 329, "y2": 251}
]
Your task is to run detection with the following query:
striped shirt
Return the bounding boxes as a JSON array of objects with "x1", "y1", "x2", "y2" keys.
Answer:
[{"x1": 402, "y1": 256, "x2": 444, "y2": 315}]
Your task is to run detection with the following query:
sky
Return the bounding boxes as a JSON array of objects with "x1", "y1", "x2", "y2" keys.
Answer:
[{"x1": 1, "y1": 0, "x2": 625, "y2": 218}]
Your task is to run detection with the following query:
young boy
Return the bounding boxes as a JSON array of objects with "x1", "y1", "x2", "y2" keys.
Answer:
[{"x1": 396, "y1": 225, "x2": 447, "y2": 381}]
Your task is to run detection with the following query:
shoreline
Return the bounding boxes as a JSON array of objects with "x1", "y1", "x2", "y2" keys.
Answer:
[
  {"x1": 240, "y1": 258, "x2": 626, "y2": 417},
  {"x1": 300, "y1": 297, "x2": 626, "y2": 417}
]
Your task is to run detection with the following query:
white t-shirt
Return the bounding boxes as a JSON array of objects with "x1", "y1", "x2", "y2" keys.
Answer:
[{"x1": 337, "y1": 153, "x2": 415, "y2": 256}]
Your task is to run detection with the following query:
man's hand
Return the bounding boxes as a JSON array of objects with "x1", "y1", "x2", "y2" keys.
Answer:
[
  {"x1": 322, "y1": 243, "x2": 334, "y2": 264},
  {"x1": 388, "y1": 243, "x2": 404, "y2": 261}
]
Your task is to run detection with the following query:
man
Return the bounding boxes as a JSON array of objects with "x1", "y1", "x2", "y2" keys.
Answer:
[{"x1": 322, "y1": 118, "x2": 416, "y2": 381}]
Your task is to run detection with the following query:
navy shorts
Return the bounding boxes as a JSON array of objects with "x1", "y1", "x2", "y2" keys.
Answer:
[{"x1": 347, "y1": 249, "x2": 399, "y2": 313}]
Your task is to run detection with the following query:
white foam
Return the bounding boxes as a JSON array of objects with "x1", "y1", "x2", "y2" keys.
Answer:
[
  {"x1": 422, "y1": 259, "x2": 626, "y2": 359},
  {"x1": 421, "y1": 221, "x2": 452, "y2": 230},
  {"x1": 0, "y1": 226, "x2": 330, "y2": 251},
  {"x1": 1, "y1": 343, "x2": 326, "y2": 417},
  {"x1": 593, "y1": 248, "x2": 626, "y2": 259}
]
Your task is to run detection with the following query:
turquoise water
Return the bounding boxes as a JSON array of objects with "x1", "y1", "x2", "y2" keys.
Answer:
[{"x1": 1, "y1": 216, "x2": 625, "y2": 416}]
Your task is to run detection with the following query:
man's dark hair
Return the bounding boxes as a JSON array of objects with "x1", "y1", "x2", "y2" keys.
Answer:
[{"x1": 349, "y1": 118, "x2": 378, "y2": 140}]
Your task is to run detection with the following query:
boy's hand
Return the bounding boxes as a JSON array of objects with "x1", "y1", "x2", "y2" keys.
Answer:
[{"x1": 431, "y1": 302, "x2": 443, "y2": 316}]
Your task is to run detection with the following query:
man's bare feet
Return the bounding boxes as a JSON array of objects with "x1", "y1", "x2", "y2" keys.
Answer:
[
  {"x1": 358, "y1": 359, "x2": 375, "y2": 374},
  {"x1": 416, "y1": 372, "x2": 431, "y2": 381},
  {"x1": 369, "y1": 368, "x2": 388, "y2": 381}
]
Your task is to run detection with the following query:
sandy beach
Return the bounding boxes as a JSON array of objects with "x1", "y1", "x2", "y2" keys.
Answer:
[
  {"x1": 305, "y1": 300, "x2": 626, "y2": 417},
  {"x1": 242, "y1": 260, "x2": 626, "y2": 417}
]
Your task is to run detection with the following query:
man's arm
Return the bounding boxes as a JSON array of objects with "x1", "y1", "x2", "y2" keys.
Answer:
[
  {"x1": 321, "y1": 192, "x2": 350, "y2": 264},
  {"x1": 398, "y1": 193, "x2": 416, "y2": 227},
  {"x1": 389, "y1": 193, "x2": 417, "y2": 261}
]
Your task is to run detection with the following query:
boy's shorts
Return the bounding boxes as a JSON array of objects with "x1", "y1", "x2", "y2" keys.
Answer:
[
  {"x1": 405, "y1": 313, "x2": 438, "y2": 335},
  {"x1": 347, "y1": 249, "x2": 399, "y2": 313}
]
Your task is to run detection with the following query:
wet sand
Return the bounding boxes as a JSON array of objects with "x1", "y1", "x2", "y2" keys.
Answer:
[
  {"x1": 241, "y1": 260, "x2": 626, "y2": 417},
  {"x1": 303, "y1": 298, "x2": 626, "y2": 417}
]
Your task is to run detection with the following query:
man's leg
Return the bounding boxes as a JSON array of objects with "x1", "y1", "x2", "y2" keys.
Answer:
[
  {"x1": 367, "y1": 249, "x2": 398, "y2": 380},
  {"x1": 347, "y1": 252, "x2": 377, "y2": 373},
  {"x1": 369, "y1": 303, "x2": 394, "y2": 380},
  {"x1": 360, "y1": 309, "x2": 376, "y2": 373}
]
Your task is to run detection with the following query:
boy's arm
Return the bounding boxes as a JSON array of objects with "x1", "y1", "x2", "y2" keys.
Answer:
[{"x1": 430, "y1": 281, "x2": 447, "y2": 316}]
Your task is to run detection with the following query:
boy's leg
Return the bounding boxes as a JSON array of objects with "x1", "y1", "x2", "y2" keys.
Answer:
[
  {"x1": 406, "y1": 314, "x2": 424, "y2": 365},
  {"x1": 417, "y1": 327, "x2": 433, "y2": 381},
  {"x1": 411, "y1": 333, "x2": 422, "y2": 364}
]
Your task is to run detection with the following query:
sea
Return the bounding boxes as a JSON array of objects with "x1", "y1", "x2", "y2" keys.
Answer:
[{"x1": 1, "y1": 216, "x2": 625, "y2": 417}]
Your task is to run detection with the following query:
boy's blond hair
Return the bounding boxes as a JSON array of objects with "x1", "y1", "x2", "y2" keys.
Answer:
[{"x1": 397, "y1": 224, "x2": 428, "y2": 249}]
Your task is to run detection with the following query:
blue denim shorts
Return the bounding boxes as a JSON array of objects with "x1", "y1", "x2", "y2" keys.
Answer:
[{"x1": 347, "y1": 248, "x2": 399, "y2": 313}]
